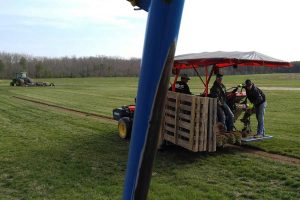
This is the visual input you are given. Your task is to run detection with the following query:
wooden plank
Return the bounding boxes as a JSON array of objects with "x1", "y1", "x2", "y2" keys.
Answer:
[
  {"x1": 177, "y1": 138, "x2": 193, "y2": 151},
  {"x1": 166, "y1": 100, "x2": 176, "y2": 108},
  {"x1": 188, "y1": 97, "x2": 196, "y2": 150},
  {"x1": 207, "y1": 98, "x2": 214, "y2": 152},
  {"x1": 178, "y1": 120, "x2": 192, "y2": 130},
  {"x1": 164, "y1": 116, "x2": 175, "y2": 125},
  {"x1": 163, "y1": 132, "x2": 176, "y2": 143},
  {"x1": 165, "y1": 108, "x2": 175, "y2": 116},
  {"x1": 179, "y1": 104, "x2": 192, "y2": 112},
  {"x1": 177, "y1": 129, "x2": 190, "y2": 139},
  {"x1": 212, "y1": 98, "x2": 217, "y2": 152},
  {"x1": 164, "y1": 124, "x2": 175, "y2": 133},
  {"x1": 179, "y1": 93, "x2": 193, "y2": 102},
  {"x1": 175, "y1": 93, "x2": 180, "y2": 144},
  {"x1": 167, "y1": 91, "x2": 178, "y2": 99},
  {"x1": 194, "y1": 97, "x2": 200, "y2": 152},
  {"x1": 178, "y1": 112, "x2": 191, "y2": 121},
  {"x1": 202, "y1": 97, "x2": 209, "y2": 151}
]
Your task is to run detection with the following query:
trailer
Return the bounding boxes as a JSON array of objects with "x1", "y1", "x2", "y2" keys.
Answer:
[{"x1": 113, "y1": 51, "x2": 292, "y2": 152}]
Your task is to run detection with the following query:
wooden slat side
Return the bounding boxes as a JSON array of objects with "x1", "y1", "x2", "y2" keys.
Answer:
[
  {"x1": 202, "y1": 97, "x2": 209, "y2": 151},
  {"x1": 163, "y1": 132, "x2": 176, "y2": 143},
  {"x1": 164, "y1": 124, "x2": 175, "y2": 133},
  {"x1": 174, "y1": 93, "x2": 180, "y2": 144},
  {"x1": 212, "y1": 98, "x2": 217, "y2": 152},
  {"x1": 179, "y1": 104, "x2": 192, "y2": 112},
  {"x1": 177, "y1": 138, "x2": 193, "y2": 151},
  {"x1": 189, "y1": 96, "x2": 196, "y2": 150},
  {"x1": 177, "y1": 129, "x2": 190, "y2": 139},
  {"x1": 166, "y1": 101, "x2": 176, "y2": 108},
  {"x1": 178, "y1": 120, "x2": 192, "y2": 130},
  {"x1": 207, "y1": 98, "x2": 214, "y2": 152},
  {"x1": 164, "y1": 116, "x2": 175, "y2": 126},
  {"x1": 178, "y1": 112, "x2": 191, "y2": 121},
  {"x1": 194, "y1": 97, "x2": 200, "y2": 151},
  {"x1": 165, "y1": 109, "x2": 175, "y2": 116},
  {"x1": 197, "y1": 98, "x2": 203, "y2": 151},
  {"x1": 167, "y1": 91, "x2": 178, "y2": 99}
]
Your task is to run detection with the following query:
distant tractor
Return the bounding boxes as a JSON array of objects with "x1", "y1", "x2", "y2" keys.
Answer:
[{"x1": 10, "y1": 72, "x2": 54, "y2": 87}]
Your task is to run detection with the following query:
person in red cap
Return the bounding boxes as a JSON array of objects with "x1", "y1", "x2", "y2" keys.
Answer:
[
  {"x1": 244, "y1": 79, "x2": 266, "y2": 137},
  {"x1": 210, "y1": 73, "x2": 234, "y2": 132}
]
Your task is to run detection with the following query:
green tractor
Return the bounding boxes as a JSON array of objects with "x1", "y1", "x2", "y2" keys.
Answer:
[
  {"x1": 10, "y1": 72, "x2": 31, "y2": 86},
  {"x1": 10, "y1": 72, "x2": 54, "y2": 87}
]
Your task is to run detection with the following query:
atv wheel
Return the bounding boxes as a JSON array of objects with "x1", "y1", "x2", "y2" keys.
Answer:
[{"x1": 118, "y1": 117, "x2": 132, "y2": 139}]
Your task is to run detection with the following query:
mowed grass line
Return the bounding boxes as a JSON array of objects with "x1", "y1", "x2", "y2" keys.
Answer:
[{"x1": 0, "y1": 95, "x2": 299, "y2": 199}]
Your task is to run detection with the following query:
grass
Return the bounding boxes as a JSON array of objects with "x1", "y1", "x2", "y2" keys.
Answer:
[{"x1": 0, "y1": 73, "x2": 300, "y2": 199}]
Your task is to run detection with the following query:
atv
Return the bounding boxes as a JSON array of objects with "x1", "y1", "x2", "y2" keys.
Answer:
[{"x1": 113, "y1": 105, "x2": 135, "y2": 139}]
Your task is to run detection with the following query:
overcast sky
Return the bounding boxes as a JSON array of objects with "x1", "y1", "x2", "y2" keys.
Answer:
[{"x1": 0, "y1": 0, "x2": 299, "y2": 61}]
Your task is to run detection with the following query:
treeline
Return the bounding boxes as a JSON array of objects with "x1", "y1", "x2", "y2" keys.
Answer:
[
  {"x1": 0, "y1": 52, "x2": 299, "y2": 79},
  {"x1": 0, "y1": 52, "x2": 140, "y2": 79}
]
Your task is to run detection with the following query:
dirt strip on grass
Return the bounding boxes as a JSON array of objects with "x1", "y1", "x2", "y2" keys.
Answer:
[
  {"x1": 226, "y1": 145, "x2": 300, "y2": 166},
  {"x1": 13, "y1": 95, "x2": 116, "y2": 124},
  {"x1": 12, "y1": 95, "x2": 300, "y2": 166}
]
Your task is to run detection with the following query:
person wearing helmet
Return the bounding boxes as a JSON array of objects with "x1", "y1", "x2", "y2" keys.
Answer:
[{"x1": 244, "y1": 79, "x2": 266, "y2": 137}]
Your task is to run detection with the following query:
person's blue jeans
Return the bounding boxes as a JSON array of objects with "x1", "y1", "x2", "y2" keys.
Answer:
[
  {"x1": 217, "y1": 103, "x2": 234, "y2": 131},
  {"x1": 255, "y1": 101, "x2": 267, "y2": 136}
]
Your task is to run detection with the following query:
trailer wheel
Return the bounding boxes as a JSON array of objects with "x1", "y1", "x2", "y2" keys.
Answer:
[{"x1": 118, "y1": 117, "x2": 132, "y2": 139}]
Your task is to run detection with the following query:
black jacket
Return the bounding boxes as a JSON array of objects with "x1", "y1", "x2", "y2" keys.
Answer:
[
  {"x1": 169, "y1": 81, "x2": 191, "y2": 94},
  {"x1": 246, "y1": 84, "x2": 266, "y2": 106},
  {"x1": 210, "y1": 81, "x2": 227, "y2": 105}
]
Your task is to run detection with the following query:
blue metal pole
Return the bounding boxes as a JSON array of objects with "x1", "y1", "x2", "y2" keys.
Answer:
[{"x1": 123, "y1": 0, "x2": 185, "y2": 199}]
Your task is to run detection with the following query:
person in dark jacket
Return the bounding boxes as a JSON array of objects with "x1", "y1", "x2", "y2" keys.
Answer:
[
  {"x1": 210, "y1": 73, "x2": 234, "y2": 132},
  {"x1": 171, "y1": 74, "x2": 192, "y2": 94},
  {"x1": 244, "y1": 79, "x2": 266, "y2": 137}
]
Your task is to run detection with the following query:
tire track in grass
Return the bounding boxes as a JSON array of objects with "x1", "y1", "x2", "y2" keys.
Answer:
[
  {"x1": 12, "y1": 95, "x2": 116, "y2": 124},
  {"x1": 226, "y1": 145, "x2": 300, "y2": 165},
  {"x1": 12, "y1": 96, "x2": 300, "y2": 166}
]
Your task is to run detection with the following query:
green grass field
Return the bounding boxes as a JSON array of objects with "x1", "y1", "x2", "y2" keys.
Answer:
[{"x1": 0, "y1": 74, "x2": 300, "y2": 199}]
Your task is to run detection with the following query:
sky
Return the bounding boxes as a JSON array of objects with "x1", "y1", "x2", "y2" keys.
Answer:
[{"x1": 0, "y1": 0, "x2": 299, "y2": 61}]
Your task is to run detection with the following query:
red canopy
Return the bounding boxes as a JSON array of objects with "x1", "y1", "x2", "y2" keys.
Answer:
[
  {"x1": 171, "y1": 51, "x2": 292, "y2": 96},
  {"x1": 174, "y1": 51, "x2": 292, "y2": 69}
]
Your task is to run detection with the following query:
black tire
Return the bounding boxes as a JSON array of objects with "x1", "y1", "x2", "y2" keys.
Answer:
[
  {"x1": 118, "y1": 117, "x2": 132, "y2": 139},
  {"x1": 10, "y1": 82, "x2": 15, "y2": 86}
]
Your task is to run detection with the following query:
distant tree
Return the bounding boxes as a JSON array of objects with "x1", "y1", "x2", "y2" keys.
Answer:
[
  {"x1": 35, "y1": 61, "x2": 44, "y2": 78},
  {"x1": 0, "y1": 59, "x2": 5, "y2": 78},
  {"x1": 19, "y1": 57, "x2": 27, "y2": 71}
]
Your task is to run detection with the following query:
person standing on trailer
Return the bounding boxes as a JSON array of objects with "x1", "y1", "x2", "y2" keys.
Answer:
[
  {"x1": 210, "y1": 73, "x2": 234, "y2": 132},
  {"x1": 244, "y1": 79, "x2": 266, "y2": 137}
]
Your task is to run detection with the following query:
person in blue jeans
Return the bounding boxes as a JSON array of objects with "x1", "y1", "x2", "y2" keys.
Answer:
[
  {"x1": 210, "y1": 73, "x2": 234, "y2": 132},
  {"x1": 244, "y1": 79, "x2": 266, "y2": 137}
]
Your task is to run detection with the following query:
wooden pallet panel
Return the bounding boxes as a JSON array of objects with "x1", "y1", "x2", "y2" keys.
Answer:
[{"x1": 161, "y1": 91, "x2": 217, "y2": 152}]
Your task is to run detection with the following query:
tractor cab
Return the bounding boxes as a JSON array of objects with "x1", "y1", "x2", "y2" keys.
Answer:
[{"x1": 16, "y1": 72, "x2": 28, "y2": 79}]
